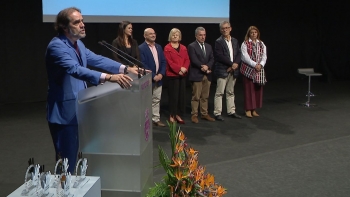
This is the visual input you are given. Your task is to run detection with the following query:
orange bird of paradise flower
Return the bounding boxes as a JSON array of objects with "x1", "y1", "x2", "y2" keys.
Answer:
[
  {"x1": 174, "y1": 168, "x2": 187, "y2": 180},
  {"x1": 193, "y1": 170, "x2": 203, "y2": 182},
  {"x1": 189, "y1": 160, "x2": 198, "y2": 172},
  {"x1": 175, "y1": 143, "x2": 184, "y2": 153},
  {"x1": 170, "y1": 156, "x2": 184, "y2": 168},
  {"x1": 205, "y1": 174, "x2": 215, "y2": 186},
  {"x1": 217, "y1": 185, "x2": 227, "y2": 196},
  {"x1": 183, "y1": 183, "x2": 193, "y2": 194},
  {"x1": 187, "y1": 147, "x2": 198, "y2": 156},
  {"x1": 178, "y1": 131, "x2": 185, "y2": 141}
]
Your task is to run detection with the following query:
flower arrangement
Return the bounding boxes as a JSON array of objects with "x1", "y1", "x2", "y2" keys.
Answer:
[{"x1": 147, "y1": 122, "x2": 227, "y2": 197}]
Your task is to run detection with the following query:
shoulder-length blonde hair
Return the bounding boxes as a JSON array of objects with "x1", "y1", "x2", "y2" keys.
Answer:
[
  {"x1": 244, "y1": 26, "x2": 261, "y2": 41},
  {"x1": 168, "y1": 28, "x2": 182, "y2": 42}
]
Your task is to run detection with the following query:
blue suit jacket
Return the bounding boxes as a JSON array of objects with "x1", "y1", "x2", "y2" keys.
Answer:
[
  {"x1": 45, "y1": 35, "x2": 122, "y2": 125},
  {"x1": 138, "y1": 42, "x2": 166, "y2": 86}
]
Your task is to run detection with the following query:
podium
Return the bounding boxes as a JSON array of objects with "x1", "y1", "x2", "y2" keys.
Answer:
[{"x1": 76, "y1": 73, "x2": 153, "y2": 197}]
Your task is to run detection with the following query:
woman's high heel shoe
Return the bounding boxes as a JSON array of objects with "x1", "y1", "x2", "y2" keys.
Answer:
[
  {"x1": 176, "y1": 115, "x2": 185, "y2": 124},
  {"x1": 245, "y1": 110, "x2": 253, "y2": 118},
  {"x1": 252, "y1": 110, "x2": 259, "y2": 117},
  {"x1": 176, "y1": 119, "x2": 185, "y2": 124}
]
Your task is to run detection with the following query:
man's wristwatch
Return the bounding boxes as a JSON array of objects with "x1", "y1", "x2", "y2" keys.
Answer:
[{"x1": 124, "y1": 65, "x2": 128, "y2": 74}]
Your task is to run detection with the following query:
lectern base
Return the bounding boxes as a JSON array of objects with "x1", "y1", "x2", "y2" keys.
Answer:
[{"x1": 299, "y1": 102, "x2": 317, "y2": 107}]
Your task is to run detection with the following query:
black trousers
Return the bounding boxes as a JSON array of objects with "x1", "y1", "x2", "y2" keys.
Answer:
[{"x1": 167, "y1": 76, "x2": 186, "y2": 117}]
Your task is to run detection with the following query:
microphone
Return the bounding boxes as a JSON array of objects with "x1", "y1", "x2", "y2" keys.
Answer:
[
  {"x1": 98, "y1": 41, "x2": 144, "y2": 78},
  {"x1": 101, "y1": 40, "x2": 146, "y2": 76}
]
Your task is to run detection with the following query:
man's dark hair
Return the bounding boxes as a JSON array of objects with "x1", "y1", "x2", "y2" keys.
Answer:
[{"x1": 54, "y1": 7, "x2": 81, "y2": 34}]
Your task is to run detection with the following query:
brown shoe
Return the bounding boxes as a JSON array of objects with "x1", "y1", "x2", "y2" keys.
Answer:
[
  {"x1": 153, "y1": 121, "x2": 166, "y2": 127},
  {"x1": 245, "y1": 111, "x2": 253, "y2": 118},
  {"x1": 191, "y1": 115, "x2": 199, "y2": 123},
  {"x1": 201, "y1": 114, "x2": 215, "y2": 121},
  {"x1": 252, "y1": 110, "x2": 259, "y2": 117}
]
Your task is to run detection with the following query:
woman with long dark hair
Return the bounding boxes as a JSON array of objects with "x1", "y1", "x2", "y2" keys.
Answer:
[{"x1": 112, "y1": 21, "x2": 140, "y2": 67}]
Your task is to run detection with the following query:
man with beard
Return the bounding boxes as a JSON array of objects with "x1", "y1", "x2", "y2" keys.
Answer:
[{"x1": 45, "y1": 7, "x2": 141, "y2": 173}]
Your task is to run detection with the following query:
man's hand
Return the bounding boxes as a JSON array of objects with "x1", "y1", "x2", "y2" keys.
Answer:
[
  {"x1": 127, "y1": 66, "x2": 151, "y2": 76},
  {"x1": 109, "y1": 74, "x2": 133, "y2": 88},
  {"x1": 227, "y1": 67, "x2": 233, "y2": 73},
  {"x1": 153, "y1": 75, "x2": 159, "y2": 82},
  {"x1": 201, "y1": 65, "x2": 209, "y2": 72},
  {"x1": 127, "y1": 66, "x2": 139, "y2": 75},
  {"x1": 232, "y1": 63, "x2": 239, "y2": 70},
  {"x1": 202, "y1": 68, "x2": 212, "y2": 73},
  {"x1": 153, "y1": 74, "x2": 163, "y2": 82}
]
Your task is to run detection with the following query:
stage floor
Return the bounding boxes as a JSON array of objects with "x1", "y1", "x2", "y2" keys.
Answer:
[{"x1": 1, "y1": 77, "x2": 350, "y2": 197}]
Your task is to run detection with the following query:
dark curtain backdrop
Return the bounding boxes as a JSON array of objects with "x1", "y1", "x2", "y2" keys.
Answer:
[{"x1": 1, "y1": 0, "x2": 349, "y2": 104}]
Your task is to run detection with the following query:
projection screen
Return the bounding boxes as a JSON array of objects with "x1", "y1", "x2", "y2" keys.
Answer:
[{"x1": 42, "y1": 0, "x2": 230, "y2": 23}]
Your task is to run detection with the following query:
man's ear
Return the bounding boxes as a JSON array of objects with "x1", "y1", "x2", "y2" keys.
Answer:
[{"x1": 61, "y1": 25, "x2": 68, "y2": 32}]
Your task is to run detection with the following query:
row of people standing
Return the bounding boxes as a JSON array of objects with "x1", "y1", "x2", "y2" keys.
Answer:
[
  {"x1": 45, "y1": 6, "x2": 267, "y2": 173},
  {"x1": 111, "y1": 20, "x2": 267, "y2": 126}
]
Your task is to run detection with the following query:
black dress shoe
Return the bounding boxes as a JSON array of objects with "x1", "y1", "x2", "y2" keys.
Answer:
[
  {"x1": 228, "y1": 113, "x2": 242, "y2": 119},
  {"x1": 215, "y1": 115, "x2": 224, "y2": 121}
]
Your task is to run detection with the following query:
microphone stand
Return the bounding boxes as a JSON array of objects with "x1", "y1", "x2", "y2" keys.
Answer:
[
  {"x1": 98, "y1": 41, "x2": 143, "y2": 79},
  {"x1": 101, "y1": 40, "x2": 147, "y2": 76}
]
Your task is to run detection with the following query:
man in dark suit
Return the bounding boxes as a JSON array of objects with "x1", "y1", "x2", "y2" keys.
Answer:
[
  {"x1": 188, "y1": 27, "x2": 215, "y2": 123},
  {"x1": 139, "y1": 28, "x2": 167, "y2": 127},
  {"x1": 45, "y1": 7, "x2": 140, "y2": 173},
  {"x1": 213, "y1": 21, "x2": 242, "y2": 121}
]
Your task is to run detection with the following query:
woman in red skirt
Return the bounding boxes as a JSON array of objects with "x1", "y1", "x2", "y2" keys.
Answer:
[{"x1": 240, "y1": 26, "x2": 267, "y2": 118}]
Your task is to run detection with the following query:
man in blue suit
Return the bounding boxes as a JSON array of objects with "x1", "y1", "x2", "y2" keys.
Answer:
[
  {"x1": 45, "y1": 7, "x2": 140, "y2": 173},
  {"x1": 139, "y1": 28, "x2": 167, "y2": 127}
]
